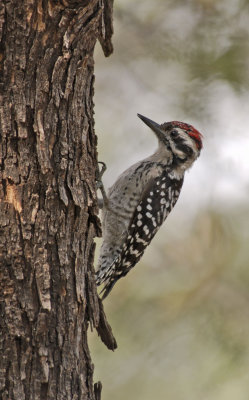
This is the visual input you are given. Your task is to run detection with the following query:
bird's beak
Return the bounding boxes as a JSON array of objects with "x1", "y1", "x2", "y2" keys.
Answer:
[{"x1": 137, "y1": 113, "x2": 166, "y2": 143}]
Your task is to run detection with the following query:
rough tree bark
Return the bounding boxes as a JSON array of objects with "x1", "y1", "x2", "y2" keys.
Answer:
[{"x1": 0, "y1": 1, "x2": 116, "y2": 399}]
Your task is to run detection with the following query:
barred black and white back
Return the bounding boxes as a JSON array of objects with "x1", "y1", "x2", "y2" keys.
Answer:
[
  {"x1": 96, "y1": 170, "x2": 184, "y2": 299},
  {"x1": 96, "y1": 114, "x2": 203, "y2": 298}
]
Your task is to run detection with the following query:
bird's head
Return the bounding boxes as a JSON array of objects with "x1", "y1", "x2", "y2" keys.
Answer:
[{"x1": 138, "y1": 113, "x2": 203, "y2": 171}]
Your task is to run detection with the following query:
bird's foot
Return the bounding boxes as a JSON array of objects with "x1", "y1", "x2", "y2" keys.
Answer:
[{"x1": 96, "y1": 161, "x2": 109, "y2": 209}]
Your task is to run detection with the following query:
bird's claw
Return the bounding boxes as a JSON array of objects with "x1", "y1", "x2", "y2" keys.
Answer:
[{"x1": 96, "y1": 161, "x2": 109, "y2": 209}]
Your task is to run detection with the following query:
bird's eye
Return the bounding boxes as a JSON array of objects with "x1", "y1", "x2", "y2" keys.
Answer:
[{"x1": 170, "y1": 129, "x2": 178, "y2": 138}]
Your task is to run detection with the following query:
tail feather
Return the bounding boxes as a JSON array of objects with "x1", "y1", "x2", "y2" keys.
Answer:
[
  {"x1": 99, "y1": 279, "x2": 116, "y2": 300},
  {"x1": 96, "y1": 252, "x2": 121, "y2": 284},
  {"x1": 95, "y1": 254, "x2": 123, "y2": 299}
]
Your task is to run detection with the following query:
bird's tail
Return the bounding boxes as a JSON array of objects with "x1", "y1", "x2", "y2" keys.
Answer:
[
  {"x1": 95, "y1": 254, "x2": 122, "y2": 299},
  {"x1": 99, "y1": 278, "x2": 116, "y2": 300}
]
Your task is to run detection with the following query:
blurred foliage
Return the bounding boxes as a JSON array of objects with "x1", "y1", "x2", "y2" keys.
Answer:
[
  {"x1": 90, "y1": 209, "x2": 249, "y2": 399},
  {"x1": 114, "y1": 0, "x2": 249, "y2": 88},
  {"x1": 91, "y1": 0, "x2": 249, "y2": 399}
]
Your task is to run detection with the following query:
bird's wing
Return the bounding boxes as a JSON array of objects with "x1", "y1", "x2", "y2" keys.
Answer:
[{"x1": 98, "y1": 171, "x2": 184, "y2": 299}]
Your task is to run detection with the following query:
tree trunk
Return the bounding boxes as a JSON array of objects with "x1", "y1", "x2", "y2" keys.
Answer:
[{"x1": 0, "y1": 1, "x2": 116, "y2": 399}]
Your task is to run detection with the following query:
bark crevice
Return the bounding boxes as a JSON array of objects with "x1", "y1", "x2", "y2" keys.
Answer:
[{"x1": 0, "y1": 1, "x2": 115, "y2": 399}]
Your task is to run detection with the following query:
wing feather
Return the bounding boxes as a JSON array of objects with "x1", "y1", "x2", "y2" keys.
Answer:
[{"x1": 98, "y1": 171, "x2": 184, "y2": 298}]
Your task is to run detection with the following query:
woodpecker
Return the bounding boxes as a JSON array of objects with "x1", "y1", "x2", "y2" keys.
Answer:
[{"x1": 96, "y1": 114, "x2": 203, "y2": 299}]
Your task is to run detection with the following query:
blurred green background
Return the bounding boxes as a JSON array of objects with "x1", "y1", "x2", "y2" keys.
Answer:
[{"x1": 90, "y1": 0, "x2": 249, "y2": 399}]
